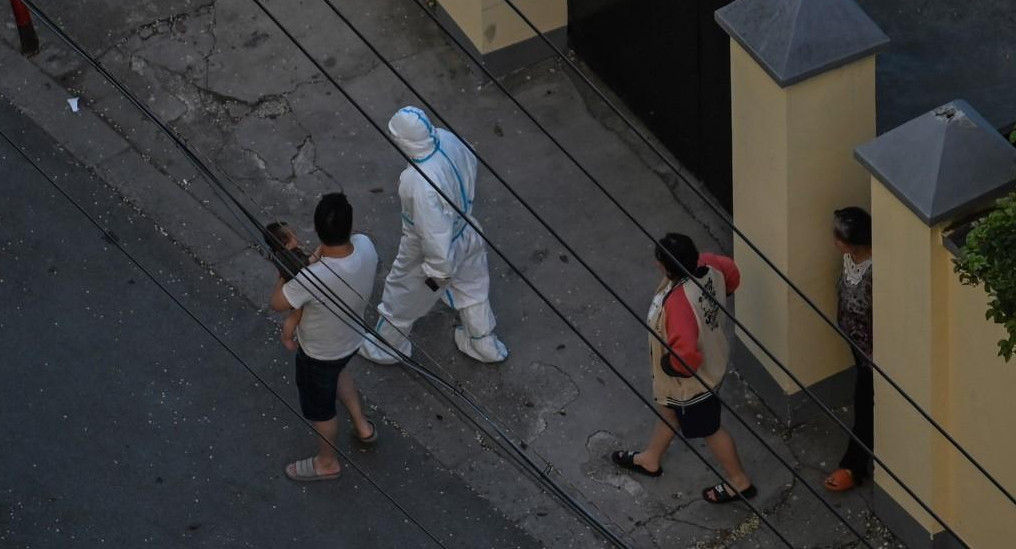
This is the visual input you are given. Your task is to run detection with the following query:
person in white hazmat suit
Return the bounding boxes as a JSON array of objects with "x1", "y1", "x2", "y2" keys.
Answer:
[{"x1": 359, "y1": 106, "x2": 508, "y2": 364}]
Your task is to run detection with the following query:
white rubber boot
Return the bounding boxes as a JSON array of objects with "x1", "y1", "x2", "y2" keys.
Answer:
[
  {"x1": 358, "y1": 317, "x2": 410, "y2": 365},
  {"x1": 453, "y1": 301, "x2": 508, "y2": 363}
]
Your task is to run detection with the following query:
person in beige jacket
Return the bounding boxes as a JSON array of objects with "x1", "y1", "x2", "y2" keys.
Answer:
[{"x1": 612, "y1": 233, "x2": 756, "y2": 504}]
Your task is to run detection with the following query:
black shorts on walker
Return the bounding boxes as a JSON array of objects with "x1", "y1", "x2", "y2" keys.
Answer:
[
  {"x1": 668, "y1": 393, "x2": 721, "y2": 438},
  {"x1": 295, "y1": 347, "x2": 355, "y2": 422}
]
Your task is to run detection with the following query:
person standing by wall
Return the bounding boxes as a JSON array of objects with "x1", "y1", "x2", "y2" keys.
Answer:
[
  {"x1": 612, "y1": 233, "x2": 756, "y2": 504},
  {"x1": 825, "y1": 207, "x2": 874, "y2": 492},
  {"x1": 270, "y1": 193, "x2": 379, "y2": 482}
]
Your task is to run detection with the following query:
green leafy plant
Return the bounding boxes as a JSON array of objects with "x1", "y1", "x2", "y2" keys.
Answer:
[{"x1": 954, "y1": 193, "x2": 1016, "y2": 361}]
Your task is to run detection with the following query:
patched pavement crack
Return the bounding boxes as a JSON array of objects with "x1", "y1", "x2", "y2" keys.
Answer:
[
  {"x1": 626, "y1": 502, "x2": 703, "y2": 535},
  {"x1": 510, "y1": 361, "x2": 581, "y2": 443},
  {"x1": 205, "y1": 1, "x2": 218, "y2": 90},
  {"x1": 92, "y1": 2, "x2": 217, "y2": 62},
  {"x1": 240, "y1": 145, "x2": 270, "y2": 174}
]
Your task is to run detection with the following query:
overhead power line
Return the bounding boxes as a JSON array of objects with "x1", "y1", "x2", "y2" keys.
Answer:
[
  {"x1": 271, "y1": 0, "x2": 966, "y2": 545},
  {"x1": 0, "y1": 124, "x2": 450, "y2": 549},
  {"x1": 21, "y1": 1, "x2": 799, "y2": 544},
  {"x1": 368, "y1": 1, "x2": 975, "y2": 542},
  {"x1": 13, "y1": 5, "x2": 632, "y2": 545},
  {"x1": 242, "y1": 1, "x2": 872, "y2": 544},
  {"x1": 496, "y1": 0, "x2": 1016, "y2": 510},
  {"x1": 21, "y1": 0, "x2": 968, "y2": 545}
]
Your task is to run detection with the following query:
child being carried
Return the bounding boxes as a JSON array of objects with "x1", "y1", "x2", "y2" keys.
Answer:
[{"x1": 265, "y1": 221, "x2": 313, "y2": 351}]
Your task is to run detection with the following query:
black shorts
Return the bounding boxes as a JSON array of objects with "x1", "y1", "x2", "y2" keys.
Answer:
[
  {"x1": 668, "y1": 394, "x2": 721, "y2": 439},
  {"x1": 294, "y1": 347, "x2": 355, "y2": 422}
]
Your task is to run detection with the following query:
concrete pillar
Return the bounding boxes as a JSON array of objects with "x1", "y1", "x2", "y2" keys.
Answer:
[
  {"x1": 714, "y1": 0, "x2": 888, "y2": 421},
  {"x1": 855, "y1": 100, "x2": 1016, "y2": 548},
  {"x1": 435, "y1": 0, "x2": 567, "y2": 75}
]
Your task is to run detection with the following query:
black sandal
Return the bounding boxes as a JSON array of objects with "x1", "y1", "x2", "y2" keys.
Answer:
[
  {"x1": 610, "y1": 450, "x2": 662, "y2": 477},
  {"x1": 355, "y1": 420, "x2": 378, "y2": 444},
  {"x1": 702, "y1": 483, "x2": 757, "y2": 504}
]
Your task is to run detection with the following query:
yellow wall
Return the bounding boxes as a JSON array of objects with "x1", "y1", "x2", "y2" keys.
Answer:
[
  {"x1": 872, "y1": 179, "x2": 1016, "y2": 546},
  {"x1": 785, "y1": 56, "x2": 876, "y2": 384},
  {"x1": 944, "y1": 242, "x2": 1016, "y2": 545},
  {"x1": 731, "y1": 41, "x2": 791, "y2": 388},
  {"x1": 437, "y1": 0, "x2": 566, "y2": 54},
  {"x1": 870, "y1": 181, "x2": 950, "y2": 536},
  {"x1": 438, "y1": 0, "x2": 484, "y2": 48},
  {"x1": 731, "y1": 41, "x2": 875, "y2": 393}
]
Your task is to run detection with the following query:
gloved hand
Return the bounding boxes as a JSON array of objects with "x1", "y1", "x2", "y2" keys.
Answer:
[{"x1": 424, "y1": 277, "x2": 450, "y2": 292}]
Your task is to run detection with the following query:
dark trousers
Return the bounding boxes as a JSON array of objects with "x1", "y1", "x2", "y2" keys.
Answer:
[{"x1": 839, "y1": 349, "x2": 874, "y2": 481}]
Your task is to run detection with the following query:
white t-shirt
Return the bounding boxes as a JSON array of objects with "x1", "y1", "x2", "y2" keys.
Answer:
[{"x1": 282, "y1": 234, "x2": 378, "y2": 360}]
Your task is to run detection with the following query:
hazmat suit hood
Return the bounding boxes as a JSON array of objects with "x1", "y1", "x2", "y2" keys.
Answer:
[{"x1": 389, "y1": 106, "x2": 438, "y2": 161}]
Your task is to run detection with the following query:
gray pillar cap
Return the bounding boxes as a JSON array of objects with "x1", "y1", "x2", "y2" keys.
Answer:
[
  {"x1": 855, "y1": 100, "x2": 1016, "y2": 226},
  {"x1": 715, "y1": 0, "x2": 888, "y2": 88}
]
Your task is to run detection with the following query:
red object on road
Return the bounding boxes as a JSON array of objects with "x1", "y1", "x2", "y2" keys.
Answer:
[{"x1": 9, "y1": 0, "x2": 40, "y2": 55}]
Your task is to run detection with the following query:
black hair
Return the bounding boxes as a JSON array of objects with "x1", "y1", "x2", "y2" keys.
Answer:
[
  {"x1": 264, "y1": 221, "x2": 290, "y2": 251},
  {"x1": 833, "y1": 207, "x2": 872, "y2": 247},
  {"x1": 655, "y1": 233, "x2": 699, "y2": 280},
  {"x1": 263, "y1": 221, "x2": 309, "y2": 280},
  {"x1": 314, "y1": 193, "x2": 353, "y2": 246}
]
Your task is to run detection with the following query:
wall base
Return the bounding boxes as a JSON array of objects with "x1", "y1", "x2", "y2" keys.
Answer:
[
  {"x1": 434, "y1": 4, "x2": 567, "y2": 77},
  {"x1": 734, "y1": 341, "x2": 968, "y2": 547},
  {"x1": 731, "y1": 338, "x2": 854, "y2": 427},
  {"x1": 873, "y1": 484, "x2": 963, "y2": 549}
]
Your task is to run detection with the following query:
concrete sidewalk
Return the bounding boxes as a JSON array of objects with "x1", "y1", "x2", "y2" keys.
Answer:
[
  {"x1": 1, "y1": 1, "x2": 905, "y2": 546},
  {"x1": 0, "y1": 97, "x2": 542, "y2": 548}
]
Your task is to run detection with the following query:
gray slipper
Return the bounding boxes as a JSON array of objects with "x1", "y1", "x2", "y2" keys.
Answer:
[{"x1": 285, "y1": 457, "x2": 340, "y2": 482}]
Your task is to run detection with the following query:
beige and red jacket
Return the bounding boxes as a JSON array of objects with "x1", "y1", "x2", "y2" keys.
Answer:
[{"x1": 649, "y1": 253, "x2": 740, "y2": 407}]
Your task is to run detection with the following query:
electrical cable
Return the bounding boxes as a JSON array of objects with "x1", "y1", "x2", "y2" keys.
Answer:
[
  {"x1": 496, "y1": 0, "x2": 1016, "y2": 509},
  {"x1": 0, "y1": 124, "x2": 450, "y2": 549},
  {"x1": 257, "y1": 246, "x2": 633, "y2": 548},
  {"x1": 20, "y1": 1, "x2": 798, "y2": 544},
  {"x1": 363, "y1": 1, "x2": 979, "y2": 543},
  {"x1": 13, "y1": 7, "x2": 633, "y2": 544},
  {"x1": 237, "y1": 1, "x2": 869, "y2": 545},
  {"x1": 252, "y1": 1, "x2": 977, "y2": 543},
  {"x1": 21, "y1": 1, "x2": 940, "y2": 545},
  {"x1": 161, "y1": 143, "x2": 627, "y2": 548},
  {"x1": 257, "y1": 1, "x2": 963, "y2": 545}
]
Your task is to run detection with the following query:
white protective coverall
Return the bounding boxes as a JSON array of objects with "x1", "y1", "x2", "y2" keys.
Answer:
[{"x1": 359, "y1": 107, "x2": 508, "y2": 364}]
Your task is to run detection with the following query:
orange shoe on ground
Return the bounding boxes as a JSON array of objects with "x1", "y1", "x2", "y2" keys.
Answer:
[{"x1": 824, "y1": 468, "x2": 856, "y2": 492}]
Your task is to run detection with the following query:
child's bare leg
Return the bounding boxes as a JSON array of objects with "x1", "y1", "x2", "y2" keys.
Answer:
[
  {"x1": 633, "y1": 405, "x2": 680, "y2": 473},
  {"x1": 282, "y1": 309, "x2": 302, "y2": 351},
  {"x1": 704, "y1": 428, "x2": 752, "y2": 492}
]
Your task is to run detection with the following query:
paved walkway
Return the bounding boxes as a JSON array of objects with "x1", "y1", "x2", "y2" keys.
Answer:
[
  {"x1": 1, "y1": 1, "x2": 910, "y2": 546},
  {"x1": 0, "y1": 97, "x2": 543, "y2": 548}
]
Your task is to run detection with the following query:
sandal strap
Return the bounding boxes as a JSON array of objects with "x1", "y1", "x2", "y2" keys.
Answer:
[{"x1": 296, "y1": 457, "x2": 315, "y2": 477}]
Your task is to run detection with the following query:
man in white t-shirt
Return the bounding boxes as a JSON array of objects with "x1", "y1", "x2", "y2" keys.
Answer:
[{"x1": 270, "y1": 193, "x2": 379, "y2": 482}]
